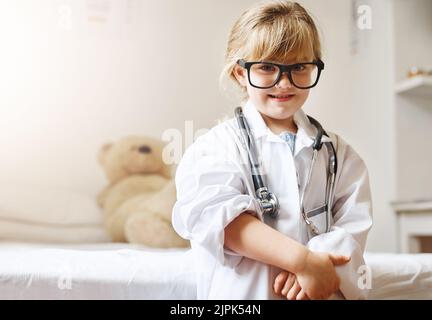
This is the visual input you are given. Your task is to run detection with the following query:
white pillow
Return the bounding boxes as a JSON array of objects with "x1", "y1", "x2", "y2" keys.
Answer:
[{"x1": 0, "y1": 183, "x2": 104, "y2": 226}]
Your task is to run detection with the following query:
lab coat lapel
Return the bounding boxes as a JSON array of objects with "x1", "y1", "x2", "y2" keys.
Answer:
[
  {"x1": 293, "y1": 109, "x2": 315, "y2": 157},
  {"x1": 293, "y1": 110, "x2": 333, "y2": 157},
  {"x1": 242, "y1": 100, "x2": 268, "y2": 140}
]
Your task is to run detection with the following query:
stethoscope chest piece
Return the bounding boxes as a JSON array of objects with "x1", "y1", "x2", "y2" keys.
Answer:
[{"x1": 256, "y1": 187, "x2": 280, "y2": 219}]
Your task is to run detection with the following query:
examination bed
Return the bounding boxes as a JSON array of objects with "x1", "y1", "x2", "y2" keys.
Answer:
[{"x1": 0, "y1": 242, "x2": 430, "y2": 300}]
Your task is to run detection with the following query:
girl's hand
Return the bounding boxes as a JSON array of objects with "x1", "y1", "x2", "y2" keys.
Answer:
[
  {"x1": 273, "y1": 271, "x2": 309, "y2": 300},
  {"x1": 295, "y1": 252, "x2": 350, "y2": 300}
]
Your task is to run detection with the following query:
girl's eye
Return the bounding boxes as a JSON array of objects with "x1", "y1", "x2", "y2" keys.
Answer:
[
  {"x1": 292, "y1": 64, "x2": 306, "y2": 72},
  {"x1": 259, "y1": 64, "x2": 276, "y2": 72}
]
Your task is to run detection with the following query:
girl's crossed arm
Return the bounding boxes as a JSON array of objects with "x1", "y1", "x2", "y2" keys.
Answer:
[{"x1": 224, "y1": 213, "x2": 350, "y2": 300}]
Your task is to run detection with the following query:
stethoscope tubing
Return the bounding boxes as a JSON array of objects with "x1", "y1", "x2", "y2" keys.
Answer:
[{"x1": 235, "y1": 106, "x2": 337, "y2": 234}]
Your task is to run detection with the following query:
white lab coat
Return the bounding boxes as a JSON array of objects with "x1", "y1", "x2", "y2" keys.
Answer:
[{"x1": 172, "y1": 99, "x2": 373, "y2": 300}]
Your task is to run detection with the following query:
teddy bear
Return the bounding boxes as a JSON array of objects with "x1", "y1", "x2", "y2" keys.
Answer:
[{"x1": 97, "y1": 135, "x2": 189, "y2": 248}]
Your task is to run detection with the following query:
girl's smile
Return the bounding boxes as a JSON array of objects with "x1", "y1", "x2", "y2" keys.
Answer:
[{"x1": 268, "y1": 93, "x2": 297, "y2": 102}]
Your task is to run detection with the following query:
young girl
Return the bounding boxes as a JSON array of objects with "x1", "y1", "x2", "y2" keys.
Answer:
[{"x1": 172, "y1": 0, "x2": 372, "y2": 300}]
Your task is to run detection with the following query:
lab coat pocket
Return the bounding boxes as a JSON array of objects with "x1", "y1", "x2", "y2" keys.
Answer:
[{"x1": 305, "y1": 204, "x2": 332, "y2": 238}]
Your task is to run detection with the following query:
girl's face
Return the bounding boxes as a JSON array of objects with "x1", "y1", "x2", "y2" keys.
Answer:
[{"x1": 233, "y1": 55, "x2": 312, "y2": 129}]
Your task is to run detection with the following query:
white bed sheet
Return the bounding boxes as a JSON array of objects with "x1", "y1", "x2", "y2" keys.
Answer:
[
  {"x1": 0, "y1": 242, "x2": 196, "y2": 300},
  {"x1": 365, "y1": 252, "x2": 432, "y2": 300},
  {"x1": 0, "y1": 242, "x2": 431, "y2": 300}
]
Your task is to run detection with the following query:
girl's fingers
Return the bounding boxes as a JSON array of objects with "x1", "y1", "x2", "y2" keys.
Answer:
[
  {"x1": 273, "y1": 271, "x2": 289, "y2": 296},
  {"x1": 281, "y1": 273, "x2": 296, "y2": 296},
  {"x1": 329, "y1": 253, "x2": 351, "y2": 266},
  {"x1": 296, "y1": 289, "x2": 309, "y2": 300},
  {"x1": 286, "y1": 279, "x2": 302, "y2": 300}
]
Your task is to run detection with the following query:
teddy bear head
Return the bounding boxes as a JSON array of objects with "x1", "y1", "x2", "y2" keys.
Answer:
[{"x1": 98, "y1": 135, "x2": 173, "y2": 183}]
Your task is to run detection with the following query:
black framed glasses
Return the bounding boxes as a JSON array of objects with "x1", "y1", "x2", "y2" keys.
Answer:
[{"x1": 237, "y1": 59, "x2": 325, "y2": 89}]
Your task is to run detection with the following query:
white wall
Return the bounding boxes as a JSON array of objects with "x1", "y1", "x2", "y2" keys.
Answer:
[
  {"x1": 0, "y1": 0, "x2": 402, "y2": 252},
  {"x1": 393, "y1": 0, "x2": 432, "y2": 202},
  {"x1": 0, "y1": 0, "x2": 256, "y2": 194}
]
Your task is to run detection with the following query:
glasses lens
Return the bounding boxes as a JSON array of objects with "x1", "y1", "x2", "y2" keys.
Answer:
[
  {"x1": 290, "y1": 63, "x2": 319, "y2": 89},
  {"x1": 249, "y1": 63, "x2": 280, "y2": 88}
]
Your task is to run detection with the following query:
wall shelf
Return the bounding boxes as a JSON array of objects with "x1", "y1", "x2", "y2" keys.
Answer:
[
  {"x1": 395, "y1": 76, "x2": 432, "y2": 98},
  {"x1": 392, "y1": 199, "x2": 432, "y2": 213}
]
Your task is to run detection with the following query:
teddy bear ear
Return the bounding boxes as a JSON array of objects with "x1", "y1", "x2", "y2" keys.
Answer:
[{"x1": 98, "y1": 143, "x2": 113, "y2": 166}]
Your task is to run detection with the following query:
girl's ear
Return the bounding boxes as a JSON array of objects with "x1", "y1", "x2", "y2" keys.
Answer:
[{"x1": 233, "y1": 65, "x2": 247, "y2": 87}]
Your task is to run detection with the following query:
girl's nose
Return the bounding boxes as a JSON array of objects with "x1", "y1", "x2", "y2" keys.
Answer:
[{"x1": 275, "y1": 72, "x2": 294, "y2": 89}]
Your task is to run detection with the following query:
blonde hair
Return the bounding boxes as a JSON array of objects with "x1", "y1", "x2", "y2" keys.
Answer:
[{"x1": 220, "y1": 0, "x2": 322, "y2": 95}]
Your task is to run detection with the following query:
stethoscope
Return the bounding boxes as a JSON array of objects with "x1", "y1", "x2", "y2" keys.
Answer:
[{"x1": 235, "y1": 107, "x2": 338, "y2": 235}]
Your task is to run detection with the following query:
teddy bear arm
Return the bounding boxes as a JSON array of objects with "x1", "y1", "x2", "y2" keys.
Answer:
[{"x1": 97, "y1": 185, "x2": 112, "y2": 208}]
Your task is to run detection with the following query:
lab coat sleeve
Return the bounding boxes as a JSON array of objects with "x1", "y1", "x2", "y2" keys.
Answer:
[
  {"x1": 171, "y1": 129, "x2": 263, "y2": 267},
  {"x1": 306, "y1": 138, "x2": 373, "y2": 300}
]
